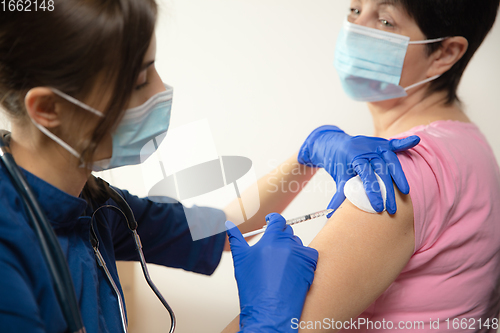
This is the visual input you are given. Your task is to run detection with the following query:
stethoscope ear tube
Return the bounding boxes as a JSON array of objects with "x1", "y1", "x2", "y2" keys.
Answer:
[
  {"x1": 94, "y1": 177, "x2": 176, "y2": 333},
  {"x1": 107, "y1": 187, "x2": 138, "y2": 230},
  {"x1": 0, "y1": 131, "x2": 86, "y2": 333}
]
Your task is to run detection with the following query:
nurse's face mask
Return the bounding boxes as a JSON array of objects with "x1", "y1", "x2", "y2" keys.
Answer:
[
  {"x1": 31, "y1": 84, "x2": 173, "y2": 171},
  {"x1": 334, "y1": 19, "x2": 447, "y2": 102}
]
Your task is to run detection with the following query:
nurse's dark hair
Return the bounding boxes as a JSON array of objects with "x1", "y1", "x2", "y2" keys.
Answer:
[
  {"x1": 0, "y1": 0, "x2": 157, "y2": 164},
  {"x1": 391, "y1": 0, "x2": 500, "y2": 104}
]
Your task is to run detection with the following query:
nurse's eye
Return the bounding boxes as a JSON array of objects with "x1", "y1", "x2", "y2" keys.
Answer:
[
  {"x1": 135, "y1": 69, "x2": 150, "y2": 91},
  {"x1": 135, "y1": 81, "x2": 149, "y2": 91},
  {"x1": 380, "y1": 19, "x2": 394, "y2": 27}
]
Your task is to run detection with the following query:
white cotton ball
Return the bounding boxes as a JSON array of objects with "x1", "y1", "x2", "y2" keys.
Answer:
[{"x1": 344, "y1": 173, "x2": 387, "y2": 214}]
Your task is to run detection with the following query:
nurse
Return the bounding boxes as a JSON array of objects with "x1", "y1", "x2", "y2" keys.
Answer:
[{"x1": 0, "y1": 0, "x2": 416, "y2": 332}]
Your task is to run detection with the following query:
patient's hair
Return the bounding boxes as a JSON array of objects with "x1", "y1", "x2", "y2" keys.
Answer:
[{"x1": 392, "y1": 0, "x2": 500, "y2": 104}]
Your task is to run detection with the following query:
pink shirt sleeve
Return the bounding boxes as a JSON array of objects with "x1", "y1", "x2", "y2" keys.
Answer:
[
  {"x1": 354, "y1": 120, "x2": 500, "y2": 327},
  {"x1": 391, "y1": 121, "x2": 499, "y2": 254}
]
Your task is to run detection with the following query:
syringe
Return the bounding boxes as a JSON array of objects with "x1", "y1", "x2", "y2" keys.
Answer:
[{"x1": 242, "y1": 209, "x2": 334, "y2": 238}]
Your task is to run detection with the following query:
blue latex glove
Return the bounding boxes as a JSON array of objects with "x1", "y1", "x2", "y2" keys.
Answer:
[
  {"x1": 298, "y1": 125, "x2": 420, "y2": 215},
  {"x1": 226, "y1": 213, "x2": 318, "y2": 333}
]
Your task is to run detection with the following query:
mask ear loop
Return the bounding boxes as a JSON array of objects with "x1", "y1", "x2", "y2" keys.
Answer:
[
  {"x1": 51, "y1": 88, "x2": 105, "y2": 118},
  {"x1": 25, "y1": 88, "x2": 105, "y2": 163},
  {"x1": 30, "y1": 117, "x2": 82, "y2": 159},
  {"x1": 404, "y1": 74, "x2": 441, "y2": 92},
  {"x1": 404, "y1": 37, "x2": 449, "y2": 92},
  {"x1": 408, "y1": 37, "x2": 448, "y2": 45}
]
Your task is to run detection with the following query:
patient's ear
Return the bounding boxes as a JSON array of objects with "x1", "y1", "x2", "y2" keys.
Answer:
[
  {"x1": 427, "y1": 36, "x2": 468, "y2": 77},
  {"x1": 24, "y1": 87, "x2": 62, "y2": 128}
]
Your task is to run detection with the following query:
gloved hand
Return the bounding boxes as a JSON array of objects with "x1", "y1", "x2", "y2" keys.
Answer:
[
  {"x1": 298, "y1": 125, "x2": 420, "y2": 215},
  {"x1": 226, "y1": 213, "x2": 318, "y2": 333}
]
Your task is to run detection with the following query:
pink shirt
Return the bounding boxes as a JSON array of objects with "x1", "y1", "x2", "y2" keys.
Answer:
[{"x1": 356, "y1": 121, "x2": 500, "y2": 332}]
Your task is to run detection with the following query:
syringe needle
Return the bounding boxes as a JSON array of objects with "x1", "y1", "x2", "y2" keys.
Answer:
[{"x1": 241, "y1": 209, "x2": 334, "y2": 238}]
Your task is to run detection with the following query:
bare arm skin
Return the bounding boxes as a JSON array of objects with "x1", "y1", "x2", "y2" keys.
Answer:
[
  {"x1": 298, "y1": 187, "x2": 414, "y2": 332},
  {"x1": 222, "y1": 186, "x2": 414, "y2": 332}
]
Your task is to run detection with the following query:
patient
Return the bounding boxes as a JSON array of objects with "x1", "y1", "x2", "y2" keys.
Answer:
[{"x1": 224, "y1": 0, "x2": 500, "y2": 331}]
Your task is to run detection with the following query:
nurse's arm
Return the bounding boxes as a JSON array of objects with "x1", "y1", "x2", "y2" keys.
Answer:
[
  {"x1": 221, "y1": 187, "x2": 414, "y2": 332},
  {"x1": 298, "y1": 188, "x2": 414, "y2": 332}
]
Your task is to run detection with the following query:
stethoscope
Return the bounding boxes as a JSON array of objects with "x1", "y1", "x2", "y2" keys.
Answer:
[{"x1": 0, "y1": 130, "x2": 175, "y2": 333}]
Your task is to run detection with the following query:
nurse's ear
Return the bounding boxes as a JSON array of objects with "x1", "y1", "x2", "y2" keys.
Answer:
[
  {"x1": 426, "y1": 37, "x2": 469, "y2": 77},
  {"x1": 24, "y1": 87, "x2": 62, "y2": 128}
]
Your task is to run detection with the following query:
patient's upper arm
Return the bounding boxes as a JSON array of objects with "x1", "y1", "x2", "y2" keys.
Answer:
[{"x1": 299, "y1": 188, "x2": 414, "y2": 332}]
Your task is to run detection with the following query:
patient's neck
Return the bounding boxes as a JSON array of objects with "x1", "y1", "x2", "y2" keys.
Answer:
[{"x1": 368, "y1": 89, "x2": 471, "y2": 139}]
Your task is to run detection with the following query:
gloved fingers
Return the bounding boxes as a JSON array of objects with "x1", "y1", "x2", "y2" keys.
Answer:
[
  {"x1": 389, "y1": 135, "x2": 420, "y2": 153},
  {"x1": 297, "y1": 140, "x2": 312, "y2": 165},
  {"x1": 354, "y1": 161, "x2": 384, "y2": 213},
  {"x1": 303, "y1": 246, "x2": 319, "y2": 268},
  {"x1": 264, "y1": 213, "x2": 288, "y2": 233},
  {"x1": 379, "y1": 150, "x2": 410, "y2": 195},
  {"x1": 281, "y1": 224, "x2": 294, "y2": 236},
  {"x1": 293, "y1": 243, "x2": 319, "y2": 278},
  {"x1": 298, "y1": 125, "x2": 347, "y2": 166},
  {"x1": 370, "y1": 158, "x2": 396, "y2": 214},
  {"x1": 327, "y1": 181, "x2": 347, "y2": 217},
  {"x1": 289, "y1": 235, "x2": 319, "y2": 267},
  {"x1": 291, "y1": 238, "x2": 320, "y2": 273},
  {"x1": 310, "y1": 125, "x2": 345, "y2": 135},
  {"x1": 225, "y1": 221, "x2": 249, "y2": 251},
  {"x1": 292, "y1": 235, "x2": 304, "y2": 246}
]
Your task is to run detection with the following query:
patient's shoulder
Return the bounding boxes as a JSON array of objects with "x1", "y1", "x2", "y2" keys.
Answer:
[
  {"x1": 392, "y1": 120, "x2": 500, "y2": 252},
  {"x1": 392, "y1": 120, "x2": 493, "y2": 171}
]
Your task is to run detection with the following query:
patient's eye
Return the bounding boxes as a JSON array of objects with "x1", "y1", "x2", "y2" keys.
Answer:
[
  {"x1": 380, "y1": 19, "x2": 394, "y2": 27},
  {"x1": 348, "y1": 7, "x2": 361, "y2": 22},
  {"x1": 350, "y1": 8, "x2": 361, "y2": 15}
]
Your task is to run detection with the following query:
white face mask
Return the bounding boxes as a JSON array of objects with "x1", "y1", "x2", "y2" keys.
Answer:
[
  {"x1": 30, "y1": 84, "x2": 173, "y2": 171},
  {"x1": 334, "y1": 19, "x2": 447, "y2": 102}
]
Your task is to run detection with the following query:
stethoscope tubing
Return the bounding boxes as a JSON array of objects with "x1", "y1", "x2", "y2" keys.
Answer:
[
  {"x1": 0, "y1": 131, "x2": 85, "y2": 333},
  {"x1": 0, "y1": 131, "x2": 176, "y2": 333},
  {"x1": 91, "y1": 188, "x2": 176, "y2": 333}
]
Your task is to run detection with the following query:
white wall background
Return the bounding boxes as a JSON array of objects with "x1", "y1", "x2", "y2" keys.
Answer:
[{"x1": 2, "y1": 1, "x2": 499, "y2": 332}]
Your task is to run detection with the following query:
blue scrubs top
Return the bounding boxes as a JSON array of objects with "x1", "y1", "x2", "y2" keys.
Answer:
[{"x1": 0, "y1": 164, "x2": 227, "y2": 332}]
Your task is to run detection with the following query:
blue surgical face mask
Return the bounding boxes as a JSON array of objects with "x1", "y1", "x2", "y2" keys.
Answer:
[
  {"x1": 334, "y1": 19, "x2": 446, "y2": 102},
  {"x1": 31, "y1": 84, "x2": 173, "y2": 171}
]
